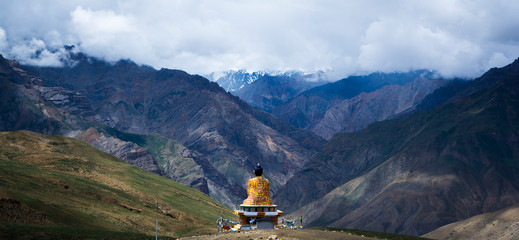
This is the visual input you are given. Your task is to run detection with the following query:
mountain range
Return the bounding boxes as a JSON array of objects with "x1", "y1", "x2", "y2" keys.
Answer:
[
  {"x1": 234, "y1": 74, "x2": 326, "y2": 113},
  {"x1": 2, "y1": 50, "x2": 519, "y2": 237},
  {"x1": 205, "y1": 69, "x2": 307, "y2": 92},
  {"x1": 231, "y1": 70, "x2": 450, "y2": 139},
  {"x1": 0, "y1": 52, "x2": 324, "y2": 208},
  {"x1": 275, "y1": 58, "x2": 519, "y2": 235}
]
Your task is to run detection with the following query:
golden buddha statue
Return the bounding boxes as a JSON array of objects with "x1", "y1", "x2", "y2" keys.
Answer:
[
  {"x1": 242, "y1": 163, "x2": 272, "y2": 206},
  {"x1": 235, "y1": 163, "x2": 283, "y2": 230}
]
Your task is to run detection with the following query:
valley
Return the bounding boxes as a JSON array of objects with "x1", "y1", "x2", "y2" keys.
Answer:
[{"x1": 1, "y1": 52, "x2": 519, "y2": 238}]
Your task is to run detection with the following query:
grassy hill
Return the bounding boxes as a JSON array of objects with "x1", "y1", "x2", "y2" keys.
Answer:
[{"x1": 0, "y1": 130, "x2": 236, "y2": 239}]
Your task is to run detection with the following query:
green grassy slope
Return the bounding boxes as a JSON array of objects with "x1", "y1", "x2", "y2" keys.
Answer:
[{"x1": 0, "y1": 130, "x2": 236, "y2": 239}]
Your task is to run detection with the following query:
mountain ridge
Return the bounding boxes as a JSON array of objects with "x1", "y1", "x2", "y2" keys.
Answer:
[
  {"x1": 275, "y1": 58, "x2": 519, "y2": 236},
  {"x1": 206, "y1": 69, "x2": 306, "y2": 92},
  {"x1": 270, "y1": 70, "x2": 441, "y2": 132},
  {"x1": 2, "y1": 52, "x2": 325, "y2": 208},
  {"x1": 234, "y1": 74, "x2": 325, "y2": 113},
  {"x1": 311, "y1": 77, "x2": 447, "y2": 139}
]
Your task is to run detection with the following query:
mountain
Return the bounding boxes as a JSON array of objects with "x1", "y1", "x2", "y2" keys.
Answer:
[
  {"x1": 206, "y1": 70, "x2": 266, "y2": 92},
  {"x1": 0, "y1": 55, "x2": 215, "y2": 200},
  {"x1": 206, "y1": 69, "x2": 305, "y2": 92},
  {"x1": 0, "y1": 130, "x2": 235, "y2": 239},
  {"x1": 0, "y1": 54, "x2": 90, "y2": 135},
  {"x1": 271, "y1": 71, "x2": 437, "y2": 130},
  {"x1": 232, "y1": 70, "x2": 448, "y2": 139},
  {"x1": 311, "y1": 77, "x2": 447, "y2": 139},
  {"x1": 275, "y1": 59, "x2": 519, "y2": 236},
  {"x1": 3, "y1": 53, "x2": 325, "y2": 208},
  {"x1": 423, "y1": 204, "x2": 519, "y2": 240},
  {"x1": 234, "y1": 74, "x2": 325, "y2": 113},
  {"x1": 412, "y1": 65, "x2": 511, "y2": 113}
]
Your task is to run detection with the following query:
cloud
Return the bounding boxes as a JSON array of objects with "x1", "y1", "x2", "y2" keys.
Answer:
[
  {"x1": 0, "y1": 26, "x2": 73, "y2": 67},
  {"x1": 0, "y1": 0, "x2": 518, "y2": 78},
  {"x1": 0, "y1": 27, "x2": 7, "y2": 53},
  {"x1": 358, "y1": 19, "x2": 483, "y2": 77},
  {"x1": 353, "y1": 0, "x2": 519, "y2": 78},
  {"x1": 69, "y1": 6, "x2": 149, "y2": 62},
  {"x1": 9, "y1": 38, "x2": 69, "y2": 67}
]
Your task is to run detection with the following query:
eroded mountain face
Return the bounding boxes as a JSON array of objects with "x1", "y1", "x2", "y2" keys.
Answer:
[
  {"x1": 1, "y1": 53, "x2": 324, "y2": 207},
  {"x1": 275, "y1": 59, "x2": 519, "y2": 236},
  {"x1": 310, "y1": 77, "x2": 447, "y2": 139},
  {"x1": 233, "y1": 70, "x2": 448, "y2": 139}
]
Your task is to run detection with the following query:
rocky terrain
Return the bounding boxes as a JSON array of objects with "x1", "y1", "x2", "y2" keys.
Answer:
[
  {"x1": 235, "y1": 75, "x2": 324, "y2": 113},
  {"x1": 255, "y1": 71, "x2": 447, "y2": 139},
  {"x1": 0, "y1": 52, "x2": 325, "y2": 207},
  {"x1": 311, "y1": 77, "x2": 447, "y2": 139},
  {"x1": 78, "y1": 128, "x2": 161, "y2": 174},
  {"x1": 275, "y1": 59, "x2": 519, "y2": 236},
  {"x1": 180, "y1": 228, "x2": 429, "y2": 240},
  {"x1": 423, "y1": 204, "x2": 519, "y2": 240},
  {"x1": 0, "y1": 55, "x2": 78, "y2": 135},
  {"x1": 180, "y1": 229, "x2": 378, "y2": 240}
]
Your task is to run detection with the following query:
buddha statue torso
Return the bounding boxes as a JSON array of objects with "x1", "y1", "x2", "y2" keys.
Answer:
[{"x1": 242, "y1": 176, "x2": 272, "y2": 205}]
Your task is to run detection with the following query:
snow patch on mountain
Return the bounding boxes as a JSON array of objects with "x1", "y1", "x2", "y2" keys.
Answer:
[{"x1": 206, "y1": 69, "x2": 305, "y2": 92}]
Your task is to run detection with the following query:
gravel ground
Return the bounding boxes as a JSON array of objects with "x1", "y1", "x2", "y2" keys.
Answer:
[{"x1": 179, "y1": 229, "x2": 378, "y2": 240}]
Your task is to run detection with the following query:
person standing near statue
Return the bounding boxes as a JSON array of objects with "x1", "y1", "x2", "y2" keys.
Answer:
[{"x1": 242, "y1": 163, "x2": 273, "y2": 206}]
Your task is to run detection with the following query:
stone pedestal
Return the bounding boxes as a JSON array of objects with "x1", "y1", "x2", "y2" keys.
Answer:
[{"x1": 234, "y1": 204, "x2": 284, "y2": 230}]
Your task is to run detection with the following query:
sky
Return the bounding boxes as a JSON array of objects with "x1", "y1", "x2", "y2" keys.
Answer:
[{"x1": 1, "y1": 0, "x2": 519, "y2": 79}]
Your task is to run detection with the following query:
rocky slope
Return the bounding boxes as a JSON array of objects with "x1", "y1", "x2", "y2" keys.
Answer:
[
  {"x1": 78, "y1": 128, "x2": 161, "y2": 174},
  {"x1": 311, "y1": 77, "x2": 447, "y2": 139},
  {"x1": 15, "y1": 53, "x2": 325, "y2": 207},
  {"x1": 0, "y1": 53, "x2": 211, "y2": 196},
  {"x1": 80, "y1": 127, "x2": 209, "y2": 195},
  {"x1": 234, "y1": 74, "x2": 325, "y2": 113},
  {"x1": 0, "y1": 55, "x2": 84, "y2": 135},
  {"x1": 275, "y1": 58, "x2": 519, "y2": 236},
  {"x1": 423, "y1": 204, "x2": 519, "y2": 240},
  {"x1": 270, "y1": 71, "x2": 439, "y2": 133}
]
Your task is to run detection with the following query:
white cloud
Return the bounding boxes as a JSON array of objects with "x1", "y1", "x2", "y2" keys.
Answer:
[
  {"x1": 0, "y1": 0, "x2": 518, "y2": 78},
  {"x1": 358, "y1": 19, "x2": 484, "y2": 77},
  {"x1": 69, "y1": 6, "x2": 150, "y2": 62},
  {"x1": 9, "y1": 38, "x2": 67, "y2": 67},
  {"x1": 0, "y1": 27, "x2": 7, "y2": 54}
]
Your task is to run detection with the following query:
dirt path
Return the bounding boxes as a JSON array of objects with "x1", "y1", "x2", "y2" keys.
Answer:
[{"x1": 179, "y1": 229, "x2": 379, "y2": 240}]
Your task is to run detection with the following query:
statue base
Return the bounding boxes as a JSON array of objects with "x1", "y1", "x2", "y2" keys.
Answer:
[{"x1": 234, "y1": 204, "x2": 284, "y2": 230}]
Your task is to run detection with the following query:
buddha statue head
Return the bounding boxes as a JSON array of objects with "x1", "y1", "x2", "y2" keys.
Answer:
[{"x1": 254, "y1": 163, "x2": 263, "y2": 177}]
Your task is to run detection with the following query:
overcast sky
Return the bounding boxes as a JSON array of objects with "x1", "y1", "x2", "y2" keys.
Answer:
[{"x1": 1, "y1": 0, "x2": 518, "y2": 79}]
